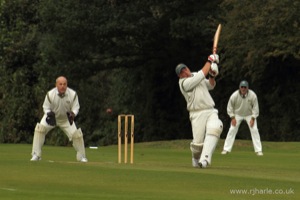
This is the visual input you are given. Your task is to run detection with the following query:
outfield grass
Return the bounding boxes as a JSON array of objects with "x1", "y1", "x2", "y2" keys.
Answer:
[{"x1": 0, "y1": 139, "x2": 299, "y2": 200}]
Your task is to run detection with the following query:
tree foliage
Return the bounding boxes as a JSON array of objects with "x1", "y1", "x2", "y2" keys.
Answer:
[
  {"x1": 0, "y1": 0, "x2": 40, "y2": 143},
  {"x1": 217, "y1": 0, "x2": 300, "y2": 141},
  {"x1": 220, "y1": 0, "x2": 300, "y2": 80}
]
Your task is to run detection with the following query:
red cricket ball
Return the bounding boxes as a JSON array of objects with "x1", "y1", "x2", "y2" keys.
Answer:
[{"x1": 106, "y1": 108, "x2": 112, "y2": 114}]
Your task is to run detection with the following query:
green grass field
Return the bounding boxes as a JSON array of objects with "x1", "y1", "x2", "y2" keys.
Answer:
[{"x1": 0, "y1": 139, "x2": 299, "y2": 200}]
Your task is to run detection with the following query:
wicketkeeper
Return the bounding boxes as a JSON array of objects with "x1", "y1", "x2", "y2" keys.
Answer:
[
  {"x1": 176, "y1": 54, "x2": 223, "y2": 168},
  {"x1": 30, "y1": 76, "x2": 88, "y2": 162}
]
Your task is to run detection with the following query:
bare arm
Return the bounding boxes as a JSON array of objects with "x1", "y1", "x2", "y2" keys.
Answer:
[
  {"x1": 202, "y1": 61, "x2": 216, "y2": 86},
  {"x1": 201, "y1": 61, "x2": 211, "y2": 76}
]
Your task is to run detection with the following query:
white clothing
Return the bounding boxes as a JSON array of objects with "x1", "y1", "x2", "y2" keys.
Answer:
[
  {"x1": 223, "y1": 89, "x2": 262, "y2": 153},
  {"x1": 41, "y1": 87, "x2": 80, "y2": 140},
  {"x1": 179, "y1": 71, "x2": 215, "y2": 112},
  {"x1": 227, "y1": 90, "x2": 259, "y2": 119},
  {"x1": 179, "y1": 70, "x2": 221, "y2": 166},
  {"x1": 43, "y1": 87, "x2": 80, "y2": 120},
  {"x1": 223, "y1": 115, "x2": 262, "y2": 152},
  {"x1": 31, "y1": 87, "x2": 87, "y2": 160},
  {"x1": 189, "y1": 109, "x2": 219, "y2": 144}
]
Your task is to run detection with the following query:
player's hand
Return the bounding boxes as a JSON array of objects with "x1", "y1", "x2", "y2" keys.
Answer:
[
  {"x1": 209, "y1": 63, "x2": 219, "y2": 77},
  {"x1": 231, "y1": 118, "x2": 236, "y2": 127},
  {"x1": 67, "y1": 111, "x2": 75, "y2": 125},
  {"x1": 208, "y1": 54, "x2": 219, "y2": 64},
  {"x1": 250, "y1": 118, "x2": 255, "y2": 127},
  {"x1": 46, "y1": 111, "x2": 56, "y2": 126}
]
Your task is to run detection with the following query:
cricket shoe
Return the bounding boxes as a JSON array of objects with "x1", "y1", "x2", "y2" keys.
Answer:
[
  {"x1": 256, "y1": 151, "x2": 263, "y2": 156},
  {"x1": 221, "y1": 150, "x2": 228, "y2": 155},
  {"x1": 80, "y1": 157, "x2": 88, "y2": 163},
  {"x1": 198, "y1": 160, "x2": 208, "y2": 168},
  {"x1": 30, "y1": 154, "x2": 41, "y2": 161}
]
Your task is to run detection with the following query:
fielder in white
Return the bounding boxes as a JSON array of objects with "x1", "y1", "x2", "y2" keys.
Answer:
[
  {"x1": 221, "y1": 80, "x2": 263, "y2": 156},
  {"x1": 30, "y1": 76, "x2": 88, "y2": 162},
  {"x1": 176, "y1": 54, "x2": 223, "y2": 168}
]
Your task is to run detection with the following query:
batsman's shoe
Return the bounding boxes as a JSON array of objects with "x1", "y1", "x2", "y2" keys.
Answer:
[
  {"x1": 192, "y1": 158, "x2": 199, "y2": 168},
  {"x1": 256, "y1": 151, "x2": 263, "y2": 156},
  {"x1": 80, "y1": 157, "x2": 88, "y2": 163},
  {"x1": 198, "y1": 160, "x2": 208, "y2": 168},
  {"x1": 221, "y1": 150, "x2": 228, "y2": 155},
  {"x1": 30, "y1": 154, "x2": 41, "y2": 161}
]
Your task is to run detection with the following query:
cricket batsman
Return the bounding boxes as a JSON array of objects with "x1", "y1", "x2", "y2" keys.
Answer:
[{"x1": 175, "y1": 54, "x2": 223, "y2": 168}]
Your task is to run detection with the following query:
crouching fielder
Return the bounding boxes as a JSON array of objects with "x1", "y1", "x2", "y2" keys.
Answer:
[
  {"x1": 175, "y1": 54, "x2": 223, "y2": 168},
  {"x1": 30, "y1": 76, "x2": 88, "y2": 162}
]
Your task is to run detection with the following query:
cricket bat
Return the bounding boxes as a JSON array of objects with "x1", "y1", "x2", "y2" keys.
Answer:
[{"x1": 213, "y1": 24, "x2": 222, "y2": 54}]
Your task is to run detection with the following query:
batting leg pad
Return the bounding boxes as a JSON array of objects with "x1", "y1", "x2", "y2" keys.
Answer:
[
  {"x1": 190, "y1": 142, "x2": 203, "y2": 160},
  {"x1": 206, "y1": 118, "x2": 223, "y2": 137},
  {"x1": 199, "y1": 117, "x2": 222, "y2": 166},
  {"x1": 31, "y1": 123, "x2": 48, "y2": 157},
  {"x1": 199, "y1": 135, "x2": 219, "y2": 165},
  {"x1": 72, "y1": 128, "x2": 86, "y2": 161}
]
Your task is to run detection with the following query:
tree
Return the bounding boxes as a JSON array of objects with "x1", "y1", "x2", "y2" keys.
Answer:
[
  {"x1": 0, "y1": 0, "x2": 41, "y2": 143},
  {"x1": 218, "y1": 0, "x2": 300, "y2": 141}
]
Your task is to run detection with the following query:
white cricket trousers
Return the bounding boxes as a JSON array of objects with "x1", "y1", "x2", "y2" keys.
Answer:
[
  {"x1": 223, "y1": 115, "x2": 262, "y2": 152},
  {"x1": 190, "y1": 109, "x2": 219, "y2": 144},
  {"x1": 31, "y1": 114, "x2": 84, "y2": 158}
]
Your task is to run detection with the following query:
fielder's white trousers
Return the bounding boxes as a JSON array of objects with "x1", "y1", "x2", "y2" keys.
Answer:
[
  {"x1": 39, "y1": 114, "x2": 78, "y2": 140},
  {"x1": 31, "y1": 115, "x2": 82, "y2": 157},
  {"x1": 223, "y1": 115, "x2": 262, "y2": 153}
]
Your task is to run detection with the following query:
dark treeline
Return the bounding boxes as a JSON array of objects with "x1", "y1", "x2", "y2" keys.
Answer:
[{"x1": 0, "y1": 0, "x2": 299, "y2": 146}]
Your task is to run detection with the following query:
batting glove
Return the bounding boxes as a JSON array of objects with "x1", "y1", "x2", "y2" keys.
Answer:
[
  {"x1": 208, "y1": 54, "x2": 219, "y2": 64},
  {"x1": 209, "y1": 63, "x2": 219, "y2": 77}
]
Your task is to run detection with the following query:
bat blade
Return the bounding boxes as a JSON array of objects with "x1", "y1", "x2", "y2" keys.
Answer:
[{"x1": 213, "y1": 24, "x2": 222, "y2": 54}]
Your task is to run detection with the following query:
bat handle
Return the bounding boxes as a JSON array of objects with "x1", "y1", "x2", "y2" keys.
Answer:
[{"x1": 213, "y1": 48, "x2": 217, "y2": 54}]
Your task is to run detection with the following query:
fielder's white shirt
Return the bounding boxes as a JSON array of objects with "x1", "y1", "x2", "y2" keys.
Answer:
[
  {"x1": 179, "y1": 71, "x2": 215, "y2": 112},
  {"x1": 43, "y1": 87, "x2": 80, "y2": 120},
  {"x1": 227, "y1": 89, "x2": 259, "y2": 119}
]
